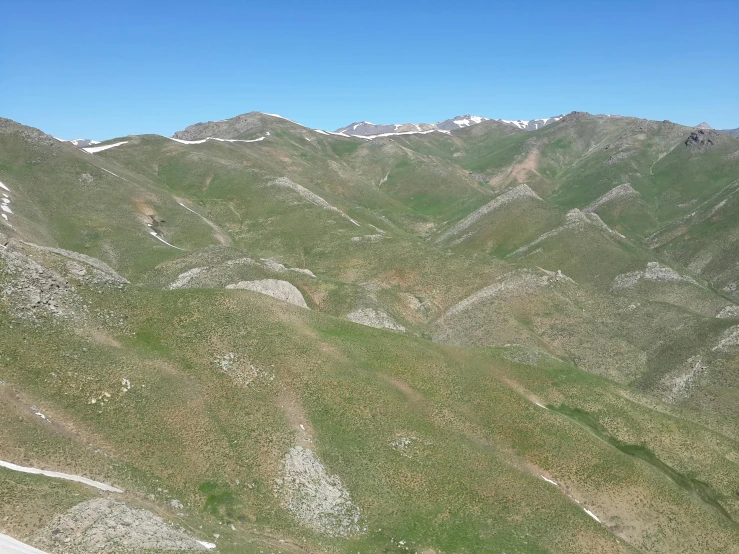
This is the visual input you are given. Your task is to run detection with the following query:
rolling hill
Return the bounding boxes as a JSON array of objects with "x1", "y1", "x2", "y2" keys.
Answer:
[{"x1": 1, "y1": 110, "x2": 739, "y2": 553}]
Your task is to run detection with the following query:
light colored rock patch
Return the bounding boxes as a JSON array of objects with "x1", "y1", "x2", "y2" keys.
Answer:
[
  {"x1": 275, "y1": 446, "x2": 363, "y2": 537},
  {"x1": 213, "y1": 352, "x2": 273, "y2": 387},
  {"x1": 260, "y1": 258, "x2": 287, "y2": 272},
  {"x1": 351, "y1": 234, "x2": 383, "y2": 243},
  {"x1": 23, "y1": 243, "x2": 129, "y2": 285},
  {"x1": 444, "y1": 271, "x2": 552, "y2": 319},
  {"x1": 716, "y1": 305, "x2": 739, "y2": 318},
  {"x1": 502, "y1": 344, "x2": 562, "y2": 367},
  {"x1": 509, "y1": 209, "x2": 590, "y2": 256},
  {"x1": 0, "y1": 247, "x2": 76, "y2": 321},
  {"x1": 268, "y1": 177, "x2": 359, "y2": 226},
  {"x1": 345, "y1": 308, "x2": 406, "y2": 332},
  {"x1": 662, "y1": 356, "x2": 707, "y2": 402},
  {"x1": 34, "y1": 498, "x2": 212, "y2": 552},
  {"x1": 584, "y1": 212, "x2": 625, "y2": 237},
  {"x1": 712, "y1": 325, "x2": 739, "y2": 351},
  {"x1": 612, "y1": 262, "x2": 697, "y2": 291},
  {"x1": 437, "y1": 184, "x2": 541, "y2": 242},
  {"x1": 584, "y1": 183, "x2": 640, "y2": 213},
  {"x1": 289, "y1": 267, "x2": 316, "y2": 278},
  {"x1": 167, "y1": 267, "x2": 206, "y2": 289},
  {"x1": 226, "y1": 279, "x2": 308, "y2": 308}
]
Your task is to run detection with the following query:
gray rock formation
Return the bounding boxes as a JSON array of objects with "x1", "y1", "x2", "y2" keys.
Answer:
[
  {"x1": 226, "y1": 279, "x2": 308, "y2": 308},
  {"x1": 275, "y1": 446, "x2": 362, "y2": 537},
  {"x1": 34, "y1": 498, "x2": 212, "y2": 552},
  {"x1": 344, "y1": 308, "x2": 406, "y2": 332}
]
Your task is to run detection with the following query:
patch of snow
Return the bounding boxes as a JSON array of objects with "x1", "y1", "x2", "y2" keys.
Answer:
[
  {"x1": 0, "y1": 181, "x2": 10, "y2": 192},
  {"x1": 535, "y1": 402, "x2": 548, "y2": 410},
  {"x1": 0, "y1": 459, "x2": 123, "y2": 492},
  {"x1": 101, "y1": 168, "x2": 123, "y2": 179},
  {"x1": 82, "y1": 141, "x2": 129, "y2": 154},
  {"x1": 0, "y1": 533, "x2": 50, "y2": 554},
  {"x1": 166, "y1": 136, "x2": 265, "y2": 145},
  {"x1": 540, "y1": 475, "x2": 559, "y2": 486},
  {"x1": 1, "y1": 204, "x2": 13, "y2": 214},
  {"x1": 149, "y1": 231, "x2": 185, "y2": 251},
  {"x1": 262, "y1": 112, "x2": 307, "y2": 127},
  {"x1": 197, "y1": 541, "x2": 217, "y2": 550},
  {"x1": 583, "y1": 508, "x2": 601, "y2": 523}
]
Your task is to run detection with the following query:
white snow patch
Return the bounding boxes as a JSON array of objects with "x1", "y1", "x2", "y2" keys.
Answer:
[
  {"x1": 196, "y1": 541, "x2": 217, "y2": 550},
  {"x1": 0, "y1": 459, "x2": 123, "y2": 492},
  {"x1": 540, "y1": 475, "x2": 559, "y2": 486},
  {"x1": 535, "y1": 402, "x2": 548, "y2": 410},
  {"x1": 0, "y1": 533, "x2": 50, "y2": 554},
  {"x1": 82, "y1": 141, "x2": 128, "y2": 154},
  {"x1": 149, "y1": 231, "x2": 185, "y2": 251},
  {"x1": 0, "y1": 181, "x2": 10, "y2": 192},
  {"x1": 262, "y1": 112, "x2": 307, "y2": 127},
  {"x1": 583, "y1": 508, "x2": 601, "y2": 523},
  {"x1": 1, "y1": 204, "x2": 13, "y2": 214},
  {"x1": 101, "y1": 168, "x2": 123, "y2": 179},
  {"x1": 166, "y1": 136, "x2": 265, "y2": 145}
]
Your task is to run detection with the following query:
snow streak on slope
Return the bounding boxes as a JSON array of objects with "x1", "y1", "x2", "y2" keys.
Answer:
[
  {"x1": 165, "y1": 136, "x2": 266, "y2": 145},
  {"x1": 0, "y1": 459, "x2": 123, "y2": 492},
  {"x1": 0, "y1": 533, "x2": 50, "y2": 554},
  {"x1": 82, "y1": 141, "x2": 129, "y2": 154},
  {"x1": 149, "y1": 230, "x2": 185, "y2": 250}
]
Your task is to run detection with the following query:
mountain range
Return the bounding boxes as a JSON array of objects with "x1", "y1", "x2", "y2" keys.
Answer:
[{"x1": 1, "y1": 109, "x2": 739, "y2": 554}]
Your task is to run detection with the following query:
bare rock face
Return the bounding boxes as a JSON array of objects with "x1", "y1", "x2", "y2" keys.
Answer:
[
  {"x1": 344, "y1": 308, "x2": 406, "y2": 332},
  {"x1": 34, "y1": 498, "x2": 212, "y2": 552},
  {"x1": 225, "y1": 279, "x2": 308, "y2": 308},
  {"x1": 685, "y1": 129, "x2": 715, "y2": 148},
  {"x1": 275, "y1": 446, "x2": 363, "y2": 537}
]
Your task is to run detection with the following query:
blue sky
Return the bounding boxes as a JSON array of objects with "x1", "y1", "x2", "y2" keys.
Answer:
[{"x1": 2, "y1": 0, "x2": 737, "y2": 139}]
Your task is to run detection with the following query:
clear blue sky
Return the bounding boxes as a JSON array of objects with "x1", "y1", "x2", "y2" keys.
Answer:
[{"x1": 2, "y1": 0, "x2": 737, "y2": 139}]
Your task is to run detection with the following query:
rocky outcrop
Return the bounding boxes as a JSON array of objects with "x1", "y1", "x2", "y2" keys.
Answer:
[
  {"x1": 226, "y1": 279, "x2": 308, "y2": 308},
  {"x1": 34, "y1": 499, "x2": 213, "y2": 552},
  {"x1": 584, "y1": 184, "x2": 640, "y2": 213},
  {"x1": 685, "y1": 129, "x2": 715, "y2": 148},
  {"x1": 437, "y1": 184, "x2": 541, "y2": 242},
  {"x1": 275, "y1": 446, "x2": 363, "y2": 537},
  {"x1": 344, "y1": 308, "x2": 406, "y2": 332},
  {"x1": 612, "y1": 262, "x2": 697, "y2": 291}
]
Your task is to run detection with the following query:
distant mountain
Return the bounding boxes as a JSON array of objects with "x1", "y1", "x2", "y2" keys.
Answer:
[
  {"x1": 720, "y1": 127, "x2": 739, "y2": 138},
  {"x1": 335, "y1": 114, "x2": 562, "y2": 136},
  {"x1": 695, "y1": 122, "x2": 713, "y2": 130}
]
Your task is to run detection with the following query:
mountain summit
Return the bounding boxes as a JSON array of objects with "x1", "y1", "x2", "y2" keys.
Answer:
[{"x1": 335, "y1": 114, "x2": 562, "y2": 136}]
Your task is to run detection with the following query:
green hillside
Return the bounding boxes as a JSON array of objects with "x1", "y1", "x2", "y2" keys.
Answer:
[{"x1": 1, "y1": 112, "x2": 739, "y2": 553}]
